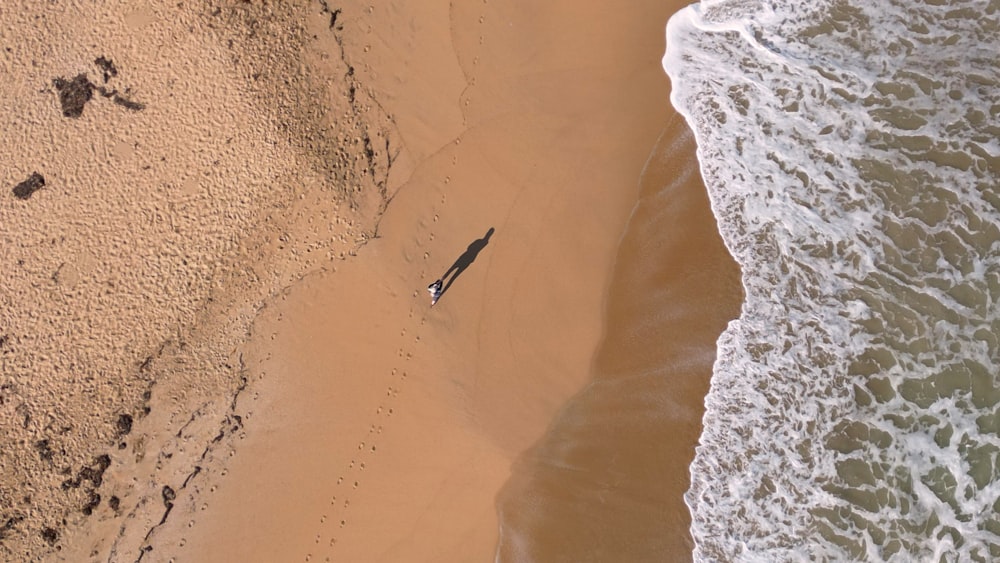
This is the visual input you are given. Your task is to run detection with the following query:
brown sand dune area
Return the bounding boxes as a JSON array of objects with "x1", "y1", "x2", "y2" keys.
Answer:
[{"x1": 1, "y1": 0, "x2": 740, "y2": 561}]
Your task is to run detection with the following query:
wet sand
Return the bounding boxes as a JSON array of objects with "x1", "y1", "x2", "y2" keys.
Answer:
[
  {"x1": 495, "y1": 115, "x2": 742, "y2": 561},
  {"x1": 1, "y1": 0, "x2": 740, "y2": 561}
]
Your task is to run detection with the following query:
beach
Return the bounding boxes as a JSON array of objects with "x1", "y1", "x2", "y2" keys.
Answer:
[{"x1": 1, "y1": 1, "x2": 741, "y2": 561}]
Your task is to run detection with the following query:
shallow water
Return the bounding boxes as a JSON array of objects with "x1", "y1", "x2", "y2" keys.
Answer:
[
  {"x1": 494, "y1": 115, "x2": 742, "y2": 561},
  {"x1": 665, "y1": 0, "x2": 1000, "y2": 560}
]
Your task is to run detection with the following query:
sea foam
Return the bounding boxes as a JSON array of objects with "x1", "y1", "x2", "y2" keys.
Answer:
[{"x1": 664, "y1": 0, "x2": 1000, "y2": 560}]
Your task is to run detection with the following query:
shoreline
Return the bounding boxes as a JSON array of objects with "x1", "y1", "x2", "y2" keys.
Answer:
[
  {"x1": 1, "y1": 1, "x2": 743, "y2": 561},
  {"x1": 496, "y1": 114, "x2": 742, "y2": 561},
  {"x1": 160, "y1": 0, "x2": 729, "y2": 561}
]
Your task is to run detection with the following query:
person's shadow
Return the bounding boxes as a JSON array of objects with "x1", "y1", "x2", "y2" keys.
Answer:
[{"x1": 438, "y1": 227, "x2": 495, "y2": 301}]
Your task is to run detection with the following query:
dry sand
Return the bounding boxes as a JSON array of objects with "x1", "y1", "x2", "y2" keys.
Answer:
[
  {"x1": 2, "y1": 1, "x2": 390, "y2": 559},
  {"x1": 1, "y1": 0, "x2": 740, "y2": 561}
]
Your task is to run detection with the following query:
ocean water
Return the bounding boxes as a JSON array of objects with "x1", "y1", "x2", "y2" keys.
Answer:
[{"x1": 664, "y1": 0, "x2": 1000, "y2": 561}]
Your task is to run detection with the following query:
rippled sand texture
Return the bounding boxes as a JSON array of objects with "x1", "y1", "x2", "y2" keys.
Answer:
[{"x1": 1, "y1": 2, "x2": 391, "y2": 559}]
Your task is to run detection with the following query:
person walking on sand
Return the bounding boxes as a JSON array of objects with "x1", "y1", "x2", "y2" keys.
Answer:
[
  {"x1": 427, "y1": 279, "x2": 443, "y2": 306},
  {"x1": 425, "y1": 227, "x2": 495, "y2": 307}
]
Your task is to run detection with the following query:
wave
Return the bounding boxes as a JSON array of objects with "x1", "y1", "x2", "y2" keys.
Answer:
[{"x1": 664, "y1": 0, "x2": 1000, "y2": 560}]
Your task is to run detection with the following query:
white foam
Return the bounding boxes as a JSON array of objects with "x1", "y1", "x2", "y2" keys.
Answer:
[{"x1": 664, "y1": 0, "x2": 1000, "y2": 560}]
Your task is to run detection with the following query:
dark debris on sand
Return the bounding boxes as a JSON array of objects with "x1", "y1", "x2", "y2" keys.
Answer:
[
  {"x1": 0, "y1": 515, "x2": 24, "y2": 542},
  {"x1": 12, "y1": 172, "x2": 45, "y2": 199},
  {"x1": 52, "y1": 74, "x2": 94, "y2": 118},
  {"x1": 81, "y1": 491, "x2": 101, "y2": 516},
  {"x1": 52, "y1": 57, "x2": 145, "y2": 118},
  {"x1": 105, "y1": 89, "x2": 145, "y2": 112},
  {"x1": 40, "y1": 526, "x2": 58, "y2": 546},
  {"x1": 94, "y1": 56, "x2": 118, "y2": 83},
  {"x1": 115, "y1": 413, "x2": 134, "y2": 437},
  {"x1": 60, "y1": 454, "x2": 112, "y2": 490}
]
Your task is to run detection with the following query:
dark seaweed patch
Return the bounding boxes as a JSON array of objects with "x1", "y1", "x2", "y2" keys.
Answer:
[
  {"x1": 94, "y1": 56, "x2": 117, "y2": 83},
  {"x1": 81, "y1": 492, "x2": 101, "y2": 515},
  {"x1": 161, "y1": 485, "x2": 175, "y2": 504},
  {"x1": 34, "y1": 439, "x2": 54, "y2": 462},
  {"x1": 109, "y1": 92, "x2": 145, "y2": 111},
  {"x1": 60, "y1": 454, "x2": 111, "y2": 490},
  {"x1": 52, "y1": 60, "x2": 145, "y2": 118},
  {"x1": 52, "y1": 74, "x2": 93, "y2": 117},
  {"x1": 40, "y1": 527, "x2": 58, "y2": 546},
  {"x1": 116, "y1": 413, "x2": 133, "y2": 436},
  {"x1": 12, "y1": 172, "x2": 45, "y2": 199}
]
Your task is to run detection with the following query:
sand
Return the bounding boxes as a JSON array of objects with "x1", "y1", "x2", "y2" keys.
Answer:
[
  {"x1": 495, "y1": 115, "x2": 742, "y2": 561},
  {"x1": 0, "y1": 0, "x2": 740, "y2": 561}
]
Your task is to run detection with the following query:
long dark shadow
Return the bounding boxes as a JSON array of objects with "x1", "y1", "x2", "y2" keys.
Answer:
[{"x1": 437, "y1": 227, "x2": 495, "y2": 301}]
